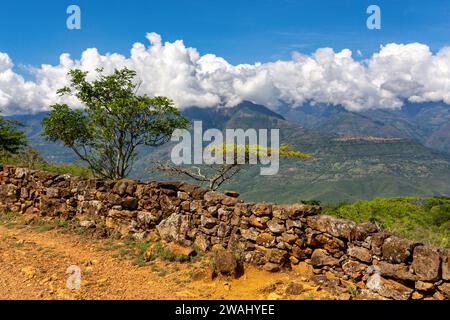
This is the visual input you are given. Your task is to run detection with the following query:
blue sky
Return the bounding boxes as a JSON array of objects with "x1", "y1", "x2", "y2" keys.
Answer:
[{"x1": 1, "y1": 0, "x2": 450, "y2": 66}]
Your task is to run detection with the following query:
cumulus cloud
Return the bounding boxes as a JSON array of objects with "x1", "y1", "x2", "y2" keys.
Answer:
[{"x1": 1, "y1": 33, "x2": 450, "y2": 114}]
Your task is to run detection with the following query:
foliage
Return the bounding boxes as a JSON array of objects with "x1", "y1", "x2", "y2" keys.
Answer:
[
  {"x1": 324, "y1": 197, "x2": 450, "y2": 248},
  {"x1": 0, "y1": 147, "x2": 93, "y2": 178},
  {"x1": 42, "y1": 67, "x2": 189, "y2": 180},
  {"x1": 0, "y1": 116, "x2": 27, "y2": 153}
]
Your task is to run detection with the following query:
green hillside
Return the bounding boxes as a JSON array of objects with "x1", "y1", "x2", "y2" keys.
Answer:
[{"x1": 324, "y1": 197, "x2": 450, "y2": 248}]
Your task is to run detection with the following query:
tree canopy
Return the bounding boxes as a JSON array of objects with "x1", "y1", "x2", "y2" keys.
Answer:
[
  {"x1": 42, "y1": 68, "x2": 189, "y2": 180},
  {"x1": 0, "y1": 116, "x2": 27, "y2": 154}
]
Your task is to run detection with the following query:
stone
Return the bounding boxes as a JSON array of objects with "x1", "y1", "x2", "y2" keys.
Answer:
[
  {"x1": 308, "y1": 233, "x2": 345, "y2": 255},
  {"x1": 438, "y1": 283, "x2": 450, "y2": 299},
  {"x1": 200, "y1": 215, "x2": 217, "y2": 229},
  {"x1": 256, "y1": 233, "x2": 276, "y2": 248},
  {"x1": 306, "y1": 215, "x2": 356, "y2": 239},
  {"x1": 412, "y1": 292, "x2": 424, "y2": 300},
  {"x1": 280, "y1": 233, "x2": 297, "y2": 245},
  {"x1": 79, "y1": 220, "x2": 96, "y2": 228},
  {"x1": 113, "y1": 179, "x2": 136, "y2": 196},
  {"x1": 248, "y1": 215, "x2": 268, "y2": 229},
  {"x1": 224, "y1": 190, "x2": 240, "y2": 198},
  {"x1": 222, "y1": 196, "x2": 238, "y2": 206},
  {"x1": 46, "y1": 188, "x2": 60, "y2": 198},
  {"x1": 311, "y1": 249, "x2": 340, "y2": 267},
  {"x1": 370, "y1": 231, "x2": 391, "y2": 255},
  {"x1": 377, "y1": 261, "x2": 417, "y2": 281},
  {"x1": 164, "y1": 243, "x2": 195, "y2": 257},
  {"x1": 240, "y1": 228, "x2": 259, "y2": 242},
  {"x1": 348, "y1": 246, "x2": 373, "y2": 263},
  {"x1": 415, "y1": 281, "x2": 435, "y2": 292},
  {"x1": 194, "y1": 233, "x2": 210, "y2": 252},
  {"x1": 351, "y1": 223, "x2": 379, "y2": 241},
  {"x1": 266, "y1": 218, "x2": 286, "y2": 234},
  {"x1": 441, "y1": 249, "x2": 450, "y2": 281},
  {"x1": 121, "y1": 197, "x2": 139, "y2": 210},
  {"x1": 212, "y1": 251, "x2": 239, "y2": 277},
  {"x1": 412, "y1": 246, "x2": 441, "y2": 281},
  {"x1": 382, "y1": 237, "x2": 418, "y2": 264},
  {"x1": 252, "y1": 203, "x2": 272, "y2": 216},
  {"x1": 342, "y1": 260, "x2": 368, "y2": 280},
  {"x1": 156, "y1": 213, "x2": 190, "y2": 243},
  {"x1": 263, "y1": 263, "x2": 280, "y2": 272},
  {"x1": 204, "y1": 191, "x2": 226, "y2": 203},
  {"x1": 292, "y1": 261, "x2": 315, "y2": 278},
  {"x1": 366, "y1": 275, "x2": 413, "y2": 300},
  {"x1": 266, "y1": 249, "x2": 290, "y2": 265},
  {"x1": 177, "y1": 191, "x2": 190, "y2": 201},
  {"x1": 285, "y1": 282, "x2": 304, "y2": 295}
]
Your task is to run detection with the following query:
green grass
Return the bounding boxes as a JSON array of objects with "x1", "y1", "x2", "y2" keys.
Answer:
[{"x1": 324, "y1": 196, "x2": 450, "y2": 248}]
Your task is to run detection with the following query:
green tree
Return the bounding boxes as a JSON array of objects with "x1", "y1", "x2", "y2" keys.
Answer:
[
  {"x1": 0, "y1": 116, "x2": 27, "y2": 154},
  {"x1": 42, "y1": 68, "x2": 189, "y2": 180}
]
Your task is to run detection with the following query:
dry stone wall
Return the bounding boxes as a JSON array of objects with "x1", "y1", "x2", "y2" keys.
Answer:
[{"x1": 0, "y1": 165, "x2": 449, "y2": 300}]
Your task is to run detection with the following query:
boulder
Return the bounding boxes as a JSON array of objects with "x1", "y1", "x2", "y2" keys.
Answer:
[
  {"x1": 411, "y1": 246, "x2": 441, "y2": 281},
  {"x1": 212, "y1": 251, "x2": 239, "y2": 277},
  {"x1": 240, "y1": 228, "x2": 259, "y2": 242},
  {"x1": 256, "y1": 233, "x2": 276, "y2": 248},
  {"x1": 164, "y1": 243, "x2": 195, "y2": 257},
  {"x1": 266, "y1": 218, "x2": 286, "y2": 234},
  {"x1": 263, "y1": 263, "x2": 280, "y2": 272},
  {"x1": 311, "y1": 249, "x2": 340, "y2": 267},
  {"x1": 285, "y1": 282, "x2": 304, "y2": 295},
  {"x1": 366, "y1": 275, "x2": 413, "y2": 300},
  {"x1": 382, "y1": 237, "x2": 418, "y2": 264},
  {"x1": 377, "y1": 261, "x2": 417, "y2": 281},
  {"x1": 438, "y1": 283, "x2": 450, "y2": 299},
  {"x1": 252, "y1": 203, "x2": 272, "y2": 217},
  {"x1": 306, "y1": 215, "x2": 356, "y2": 239},
  {"x1": 351, "y1": 223, "x2": 379, "y2": 241},
  {"x1": 348, "y1": 246, "x2": 373, "y2": 263},
  {"x1": 342, "y1": 260, "x2": 368, "y2": 280}
]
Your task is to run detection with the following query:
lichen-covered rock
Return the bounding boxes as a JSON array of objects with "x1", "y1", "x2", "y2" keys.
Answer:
[
  {"x1": 266, "y1": 218, "x2": 286, "y2": 234},
  {"x1": 311, "y1": 249, "x2": 340, "y2": 267},
  {"x1": 342, "y1": 260, "x2": 368, "y2": 279},
  {"x1": 306, "y1": 215, "x2": 356, "y2": 239},
  {"x1": 382, "y1": 237, "x2": 418, "y2": 264},
  {"x1": 377, "y1": 261, "x2": 417, "y2": 281},
  {"x1": 252, "y1": 203, "x2": 272, "y2": 217},
  {"x1": 256, "y1": 233, "x2": 276, "y2": 248},
  {"x1": 412, "y1": 246, "x2": 441, "y2": 281},
  {"x1": 366, "y1": 275, "x2": 413, "y2": 300},
  {"x1": 348, "y1": 246, "x2": 373, "y2": 263}
]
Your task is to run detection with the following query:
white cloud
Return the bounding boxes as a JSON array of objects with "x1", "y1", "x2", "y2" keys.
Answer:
[{"x1": 1, "y1": 33, "x2": 450, "y2": 115}]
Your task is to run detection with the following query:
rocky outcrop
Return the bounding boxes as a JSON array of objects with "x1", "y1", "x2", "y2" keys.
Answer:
[{"x1": 0, "y1": 165, "x2": 448, "y2": 300}]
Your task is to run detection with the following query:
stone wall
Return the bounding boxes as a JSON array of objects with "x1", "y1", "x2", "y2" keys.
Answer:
[{"x1": 0, "y1": 165, "x2": 448, "y2": 300}]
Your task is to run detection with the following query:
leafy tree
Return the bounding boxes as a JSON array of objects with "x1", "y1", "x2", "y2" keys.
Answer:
[
  {"x1": 42, "y1": 68, "x2": 189, "y2": 180},
  {"x1": 156, "y1": 143, "x2": 312, "y2": 190},
  {"x1": 0, "y1": 116, "x2": 27, "y2": 153}
]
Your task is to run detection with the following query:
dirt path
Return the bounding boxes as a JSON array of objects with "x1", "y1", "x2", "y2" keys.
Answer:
[{"x1": 0, "y1": 224, "x2": 342, "y2": 300}]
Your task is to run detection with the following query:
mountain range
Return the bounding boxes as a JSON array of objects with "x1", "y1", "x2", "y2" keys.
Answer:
[{"x1": 7, "y1": 101, "x2": 450, "y2": 204}]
